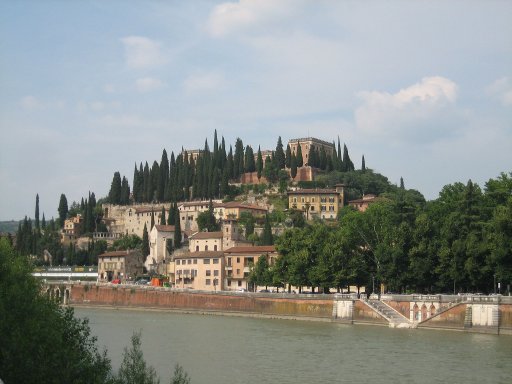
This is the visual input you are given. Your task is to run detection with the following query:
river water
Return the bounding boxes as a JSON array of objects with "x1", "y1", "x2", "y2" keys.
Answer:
[{"x1": 75, "y1": 307, "x2": 511, "y2": 384}]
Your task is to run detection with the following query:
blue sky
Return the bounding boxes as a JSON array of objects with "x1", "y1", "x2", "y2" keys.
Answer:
[{"x1": 1, "y1": 0, "x2": 511, "y2": 221}]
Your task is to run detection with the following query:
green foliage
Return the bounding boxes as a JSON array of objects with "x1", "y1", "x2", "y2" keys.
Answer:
[
  {"x1": 171, "y1": 364, "x2": 191, "y2": 384},
  {"x1": 58, "y1": 193, "x2": 69, "y2": 227},
  {"x1": 110, "y1": 235, "x2": 142, "y2": 251},
  {"x1": 0, "y1": 238, "x2": 114, "y2": 383},
  {"x1": 249, "y1": 255, "x2": 272, "y2": 288},
  {"x1": 142, "y1": 224, "x2": 150, "y2": 257},
  {"x1": 196, "y1": 200, "x2": 220, "y2": 232},
  {"x1": 260, "y1": 215, "x2": 274, "y2": 245},
  {"x1": 116, "y1": 332, "x2": 159, "y2": 384}
]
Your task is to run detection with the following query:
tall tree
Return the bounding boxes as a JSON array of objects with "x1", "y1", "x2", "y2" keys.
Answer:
[
  {"x1": 108, "y1": 172, "x2": 122, "y2": 204},
  {"x1": 160, "y1": 206, "x2": 166, "y2": 225},
  {"x1": 275, "y1": 136, "x2": 286, "y2": 169},
  {"x1": 261, "y1": 215, "x2": 274, "y2": 245},
  {"x1": 35, "y1": 194, "x2": 40, "y2": 230},
  {"x1": 361, "y1": 155, "x2": 366, "y2": 173},
  {"x1": 296, "y1": 144, "x2": 303, "y2": 167},
  {"x1": 174, "y1": 208, "x2": 182, "y2": 249},
  {"x1": 121, "y1": 176, "x2": 130, "y2": 205},
  {"x1": 342, "y1": 144, "x2": 354, "y2": 172},
  {"x1": 58, "y1": 194, "x2": 68, "y2": 228},
  {"x1": 150, "y1": 209, "x2": 155, "y2": 230},
  {"x1": 244, "y1": 145, "x2": 256, "y2": 172},
  {"x1": 142, "y1": 223, "x2": 150, "y2": 258},
  {"x1": 256, "y1": 146, "x2": 263, "y2": 180},
  {"x1": 290, "y1": 153, "x2": 298, "y2": 179},
  {"x1": 285, "y1": 144, "x2": 292, "y2": 168}
]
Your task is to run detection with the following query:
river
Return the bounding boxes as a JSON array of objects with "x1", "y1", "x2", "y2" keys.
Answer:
[{"x1": 75, "y1": 307, "x2": 511, "y2": 384}]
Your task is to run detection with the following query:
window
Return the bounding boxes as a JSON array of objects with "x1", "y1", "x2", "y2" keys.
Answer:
[
  {"x1": 206, "y1": 279, "x2": 211, "y2": 285},
  {"x1": 205, "y1": 245, "x2": 208, "y2": 251},
  {"x1": 301, "y1": 197, "x2": 305, "y2": 203},
  {"x1": 196, "y1": 246, "x2": 199, "y2": 251},
  {"x1": 311, "y1": 198, "x2": 315, "y2": 202},
  {"x1": 176, "y1": 260, "x2": 180, "y2": 265},
  {"x1": 206, "y1": 270, "x2": 211, "y2": 276},
  {"x1": 236, "y1": 269, "x2": 240, "y2": 274},
  {"x1": 227, "y1": 280, "x2": 232, "y2": 286},
  {"x1": 204, "y1": 259, "x2": 210, "y2": 264},
  {"x1": 238, "y1": 281, "x2": 242, "y2": 287},
  {"x1": 236, "y1": 257, "x2": 240, "y2": 263},
  {"x1": 329, "y1": 206, "x2": 335, "y2": 212},
  {"x1": 227, "y1": 257, "x2": 232, "y2": 266},
  {"x1": 293, "y1": 197, "x2": 297, "y2": 203},
  {"x1": 187, "y1": 259, "x2": 192, "y2": 265},
  {"x1": 321, "y1": 205, "x2": 326, "y2": 211},
  {"x1": 329, "y1": 197, "x2": 335, "y2": 203},
  {"x1": 193, "y1": 259, "x2": 197, "y2": 264},
  {"x1": 214, "y1": 270, "x2": 219, "y2": 276},
  {"x1": 214, "y1": 245, "x2": 218, "y2": 251},
  {"x1": 213, "y1": 258, "x2": 219, "y2": 264},
  {"x1": 310, "y1": 206, "x2": 315, "y2": 211}
]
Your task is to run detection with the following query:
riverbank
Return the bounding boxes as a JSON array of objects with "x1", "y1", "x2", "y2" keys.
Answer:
[{"x1": 48, "y1": 282, "x2": 512, "y2": 335}]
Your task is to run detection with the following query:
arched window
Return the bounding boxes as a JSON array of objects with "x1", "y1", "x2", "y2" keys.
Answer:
[
  {"x1": 196, "y1": 246, "x2": 199, "y2": 252},
  {"x1": 205, "y1": 245, "x2": 208, "y2": 251}
]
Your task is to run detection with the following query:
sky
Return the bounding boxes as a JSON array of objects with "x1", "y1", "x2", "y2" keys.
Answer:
[{"x1": 1, "y1": 0, "x2": 511, "y2": 221}]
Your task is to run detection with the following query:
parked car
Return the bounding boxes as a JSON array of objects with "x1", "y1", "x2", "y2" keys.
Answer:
[
  {"x1": 111, "y1": 279, "x2": 121, "y2": 284},
  {"x1": 135, "y1": 279, "x2": 149, "y2": 285}
]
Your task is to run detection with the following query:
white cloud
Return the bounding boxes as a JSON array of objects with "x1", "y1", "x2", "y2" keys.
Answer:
[
  {"x1": 20, "y1": 95, "x2": 42, "y2": 110},
  {"x1": 184, "y1": 72, "x2": 225, "y2": 94},
  {"x1": 207, "y1": 0, "x2": 302, "y2": 37},
  {"x1": 120, "y1": 36, "x2": 165, "y2": 69},
  {"x1": 135, "y1": 77, "x2": 164, "y2": 93},
  {"x1": 486, "y1": 77, "x2": 512, "y2": 106},
  {"x1": 355, "y1": 76, "x2": 459, "y2": 142}
]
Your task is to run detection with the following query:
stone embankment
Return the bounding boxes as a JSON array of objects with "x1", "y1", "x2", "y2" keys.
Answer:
[{"x1": 44, "y1": 282, "x2": 512, "y2": 335}]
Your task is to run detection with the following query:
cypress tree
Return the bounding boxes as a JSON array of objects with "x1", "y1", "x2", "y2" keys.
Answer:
[
  {"x1": 121, "y1": 176, "x2": 130, "y2": 205},
  {"x1": 342, "y1": 144, "x2": 354, "y2": 172},
  {"x1": 160, "y1": 206, "x2": 166, "y2": 225},
  {"x1": 400, "y1": 177, "x2": 405, "y2": 190},
  {"x1": 233, "y1": 138, "x2": 244, "y2": 179},
  {"x1": 285, "y1": 144, "x2": 292, "y2": 168},
  {"x1": 245, "y1": 145, "x2": 256, "y2": 173},
  {"x1": 174, "y1": 208, "x2": 182, "y2": 249},
  {"x1": 41, "y1": 213, "x2": 46, "y2": 229},
  {"x1": 362, "y1": 155, "x2": 366, "y2": 172},
  {"x1": 319, "y1": 147, "x2": 327, "y2": 170},
  {"x1": 35, "y1": 194, "x2": 40, "y2": 230},
  {"x1": 108, "y1": 172, "x2": 122, "y2": 204},
  {"x1": 143, "y1": 162, "x2": 150, "y2": 202},
  {"x1": 256, "y1": 146, "x2": 263, "y2": 180},
  {"x1": 132, "y1": 164, "x2": 140, "y2": 203},
  {"x1": 275, "y1": 136, "x2": 286, "y2": 169},
  {"x1": 296, "y1": 144, "x2": 303, "y2": 167},
  {"x1": 261, "y1": 215, "x2": 274, "y2": 245},
  {"x1": 58, "y1": 194, "x2": 68, "y2": 228},
  {"x1": 150, "y1": 209, "x2": 155, "y2": 230},
  {"x1": 142, "y1": 223, "x2": 150, "y2": 258},
  {"x1": 290, "y1": 153, "x2": 298, "y2": 179},
  {"x1": 159, "y1": 149, "x2": 169, "y2": 202},
  {"x1": 220, "y1": 167, "x2": 229, "y2": 197},
  {"x1": 167, "y1": 204, "x2": 174, "y2": 225}
]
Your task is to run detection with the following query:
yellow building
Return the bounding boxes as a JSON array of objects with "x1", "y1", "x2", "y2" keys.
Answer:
[
  {"x1": 223, "y1": 245, "x2": 278, "y2": 291},
  {"x1": 174, "y1": 251, "x2": 224, "y2": 290},
  {"x1": 288, "y1": 137, "x2": 335, "y2": 167},
  {"x1": 287, "y1": 184, "x2": 345, "y2": 220}
]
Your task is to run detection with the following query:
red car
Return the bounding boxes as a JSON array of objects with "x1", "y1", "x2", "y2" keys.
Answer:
[{"x1": 111, "y1": 279, "x2": 121, "y2": 284}]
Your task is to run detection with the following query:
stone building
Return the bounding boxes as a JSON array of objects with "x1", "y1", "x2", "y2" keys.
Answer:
[
  {"x1": 287, "y1": 184, "x2": 345, "y2": 220},
  {"x1": 223, "y1": 245, "x2": 278, "y2": 291},
  {"x1": 348, "y1": 194, "x2": 386, "y2": 212},
  {"x1": 174, "y1": 251, "x2": 224, "y2": 290},
  {"x1": 97, "y1": 249, "x2": 144, "y2": 283},
  {"x1": 287, "y1": 137, "x2": 335, "y2": 167}
]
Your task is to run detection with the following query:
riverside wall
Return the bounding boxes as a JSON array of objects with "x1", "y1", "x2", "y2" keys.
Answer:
[{"x1": 48, "y1": 283, "x2": 512, "y2": 334}]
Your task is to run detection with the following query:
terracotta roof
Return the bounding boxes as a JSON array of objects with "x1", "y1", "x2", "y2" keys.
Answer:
[
  {"x1": 155, "y1": 225, "x2": 176, "y2": 232},
  {"x1": 217, "y1": 201, "x2": 267, "y2": 211},
  {"x1": 224, "y1": 245, "x2": 277, "y2": 254},
  {"x1": 348, "y1": 195, "x2": 387, "y2": 204},
  {"x1": 176, "y1": 251, "x2": 224, "y2": 259},
  {"x1": 98, "y1": 250, "x2": 140, "y2": 257},
  {"x1": 189, "y1": 231, "x2": 223, "y2": 239},
  {"x1": 287, "y1": 189, "x2": 340, "y2": 195}
]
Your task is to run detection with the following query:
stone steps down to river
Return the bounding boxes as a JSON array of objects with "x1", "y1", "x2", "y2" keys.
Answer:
[{"x1": 363, "y1": 299, "x2": 414, "y2": 328}]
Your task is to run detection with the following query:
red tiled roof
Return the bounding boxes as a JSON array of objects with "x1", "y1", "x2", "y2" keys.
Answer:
[
  {"x1": 224, "y1": 245, "x2": 276, "y2": 254},
  {"x1": 155, "y1": 225, "x2": 175, "y2": 232},
  {"x1": 176, "y1": 251, "x2": 224, "y2": 259},
  {"x1": 287, "y1": 189, "x2": 340, "y2": 195},
  {"x1": 217, "y1": 201, "x2": 267, "y2": 211},
  {"x1": 98, "y1": 250, "x2": 140, "y2": 257},
  {"x1": 189, "y1": 231, "x2": 223, "y2": 239}
]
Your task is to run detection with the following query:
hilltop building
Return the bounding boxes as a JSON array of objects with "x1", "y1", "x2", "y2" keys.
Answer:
[
  {"x1": 287, "y1": 184, "x2": 345, "y2": 220},
  {"x1": 287, "y1": 137, "x2": 335, "y2": 167}
]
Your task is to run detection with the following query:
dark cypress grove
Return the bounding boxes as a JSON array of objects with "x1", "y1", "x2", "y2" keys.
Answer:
[
  {"x1": 35, "y1": 194, "x2": 40, "y2": 230},
  {"x1": 275, "y1": 136, "x2": 286, "y2": 169},
  {"x1": 233, "y1": 138, "x2": 244, "y2": 180},
  {"x1": 108, "y1": 172, "x2": 122, "y2": 204},
  {"x1": 342, "y1": 144, "x2": 354, "y2": 172},
  {"x1": 296, "y1": 144, "x2": 303, "y2": 167},
  {"x1": 362, "y1": 155, "x2": 366, "y2": 172},
  {"x1": 290, "y1": 153, "x2": 298, "y2": 179},
  {"x1": 120, "y1": 176, "x2": 130, "y2": 205},
  {"x1": 256, "y1": 146, "x2": 263, "y2": 180},
  {"x1": 58, "y1": 194, "x2": 68, "y2": 227},
  {"x1": 160, "y1": 206, "x2": 166, "y2": 225},
  {"x1": 245, "y1": 145, "x2": 256, "y2": 173},
  {"x1": 285, "y1": 144, "x2": 292, "y2": 168},
  {"x1": 174, "y1": 208, "x2": 182, "y2": 249},
  {"x1": 142, "y1": 223, "x2": 150, "y2": 258}
]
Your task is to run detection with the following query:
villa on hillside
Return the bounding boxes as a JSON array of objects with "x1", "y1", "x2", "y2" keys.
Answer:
[
  {"x1": 97, "y1": 249, "x2": 144, "y2": 283},
  {"x1": 287, "y1": 184, "x2": 345, "y2": 220},
  {"x1": 348, "y1": 194, "x2": 387, "y2": 212}
]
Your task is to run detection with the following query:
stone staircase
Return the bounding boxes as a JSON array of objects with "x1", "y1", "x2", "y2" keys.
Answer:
[{"x1": 363, "y1": 299, "x2": 413, "y2": 328}]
